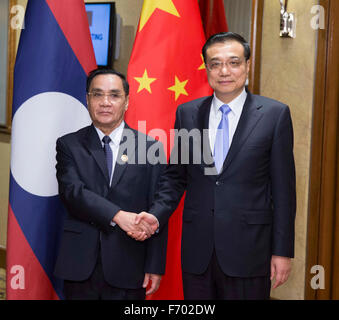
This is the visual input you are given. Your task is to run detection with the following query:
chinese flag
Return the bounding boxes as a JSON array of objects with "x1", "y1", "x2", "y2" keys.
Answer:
[
  {"x1": 126, "y1": 0, "x2": 212, "y2": 299},
  {"x1": 199, "y1": 0, "x2": 228, "y2": 39}
]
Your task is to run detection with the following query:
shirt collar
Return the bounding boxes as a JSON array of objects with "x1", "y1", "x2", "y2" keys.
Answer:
[
  {"x1": 94, "y1": 120, "x2": 125, "y2": 146},
  {"x1": 212, "y1": 88, "x2": 247, "y2": 117}
]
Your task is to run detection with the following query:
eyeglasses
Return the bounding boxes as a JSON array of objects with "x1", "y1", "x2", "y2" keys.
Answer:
[
  {"x1": 206, "y1": 59, "x2": 244, "y2": 72},
  {"x1": 87, "y1": 91, "x2": 125, "y2": 102}
]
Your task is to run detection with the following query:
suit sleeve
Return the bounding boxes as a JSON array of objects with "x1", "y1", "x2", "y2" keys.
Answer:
[
  {"x1": 56, "y1": 137, "x2": 121, "y2": 231},
  {"x1": 144, "y1": 140, "x2": 168, "y2": 274},
  {"x1": 149, "y1": 107, "x2": 188, "y2": 228},
  {"x1": 270, "y1": 106, "x2": 296, "y2": 257}
]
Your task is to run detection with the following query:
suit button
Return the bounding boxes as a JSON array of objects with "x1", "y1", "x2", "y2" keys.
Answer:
[{"x1": 216, "y1": 181, "x2": 220, "y2": 186}]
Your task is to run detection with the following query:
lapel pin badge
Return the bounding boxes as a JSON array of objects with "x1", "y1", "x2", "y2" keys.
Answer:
[{"x1": 121, "y1": 154, "x2": 128, "y2": 162}]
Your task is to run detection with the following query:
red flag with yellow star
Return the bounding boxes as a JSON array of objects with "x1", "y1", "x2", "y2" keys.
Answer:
[{"x1": 126, "y1": 0, "x2": 212, "y2": 299}]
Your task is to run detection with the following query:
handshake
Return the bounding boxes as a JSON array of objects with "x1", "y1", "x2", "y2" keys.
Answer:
[{"x1": 113, "y1": 210, "x2": 159, "y2": 241}]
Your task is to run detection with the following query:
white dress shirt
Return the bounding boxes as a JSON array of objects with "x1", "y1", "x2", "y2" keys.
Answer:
[
  {"x1": 208, "y1": 88, "x2": 247, "y2": 154},
  {"x1": 94, "y1": 120, "x2": 125, "y2": 186},
  {"x1": 94, "y1": 121, "x2": 125, "y2": 228},
  {"x1": 95, "y1": 121, "x2": 160, "y2": 231}
]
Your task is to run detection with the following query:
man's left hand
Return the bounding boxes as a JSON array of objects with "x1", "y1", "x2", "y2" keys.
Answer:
[
  {"x1": 270, "y1": 255, "x2": 292, "y2": 289},
  {"x1": 143, "y1": 273, "x2": 162, "y2": 295}
]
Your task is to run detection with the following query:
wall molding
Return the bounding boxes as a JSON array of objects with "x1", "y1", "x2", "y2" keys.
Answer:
[{"x1": 248, "y1": 0, "x2": 263, "y2": 94}]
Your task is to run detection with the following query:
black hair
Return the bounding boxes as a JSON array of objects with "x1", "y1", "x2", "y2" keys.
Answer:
[
  {"x1": 86, "y1": 68, "x2": 129, "y2": 96},
  {"x1": 202, "y1": 32, "x2": 251, "y2": 62}
]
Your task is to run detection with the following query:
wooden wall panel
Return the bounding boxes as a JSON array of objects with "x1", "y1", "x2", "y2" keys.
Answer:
[{"x1": 306, "y1": 0, "x2": 339, "y2": 300}]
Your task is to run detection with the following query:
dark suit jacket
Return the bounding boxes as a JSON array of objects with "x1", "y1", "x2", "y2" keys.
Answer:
[
  {"x1": 54, "y1": 123, "x2": 168, "y2": 289},
  {"x1": 150, "y1": 91, "x2": 296, "y2": 278}
]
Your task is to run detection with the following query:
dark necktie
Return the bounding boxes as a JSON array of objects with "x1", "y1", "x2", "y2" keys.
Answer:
[{"x1": 102, "y1": 135, "x2": 113, "y2": 181}]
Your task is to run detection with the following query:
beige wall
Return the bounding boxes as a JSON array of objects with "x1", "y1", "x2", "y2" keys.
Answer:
[
  {"x1": 0, "y1": 138, "x2": 10, "y2": 249},
  {"x1": 260, "y1": 0, "x2": 318, "y2": 299}
]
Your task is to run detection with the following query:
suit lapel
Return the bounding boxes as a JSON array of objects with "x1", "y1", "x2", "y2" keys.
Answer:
[
  {"x1": 195, "y1": 96, "x2": 212, "y2": 132},
  {"x1": 110, "y1": 124, "x2": 137, "y2": 189},
  {"x1": 83, "y1": 125, "x2": 110, "y2": 184},
  {"x1": 194, "y1": 96, "x2": 218, "y2": 177},
  {"x1": 221, "y1": 92, "x2": 264, "y2": 174}
]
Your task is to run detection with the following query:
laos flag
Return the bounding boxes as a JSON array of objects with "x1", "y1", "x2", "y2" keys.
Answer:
[{"x1": 6, "y1": 0, "x2": 96, "y2": 299}]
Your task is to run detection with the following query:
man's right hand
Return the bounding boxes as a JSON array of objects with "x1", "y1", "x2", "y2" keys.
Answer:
[
  {"x1": 113, "y1": 210, "x2": 154, "y2": 241},
  {"x1": 127, "y1": 212, "x2": 159, "y2": 241}
]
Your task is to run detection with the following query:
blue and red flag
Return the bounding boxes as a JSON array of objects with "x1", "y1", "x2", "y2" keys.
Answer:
[{"x1": 6, "y1": 0, "x2": 96, "y2": 300}]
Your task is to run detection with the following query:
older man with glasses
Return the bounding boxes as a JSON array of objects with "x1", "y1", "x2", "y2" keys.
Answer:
[
  {"x1": 53, "y1": 68, "x2": 168, "y2": 300},
  {"x1": 135, "y1": 32, "x2": 296, "y2": 300}
]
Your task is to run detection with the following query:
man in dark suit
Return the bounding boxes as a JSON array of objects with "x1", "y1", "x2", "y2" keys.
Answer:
[
  {"x1": 135, "y1": 32, "x2": 296, "y2": 299},
  {"x1": 54, "y1": 68, "x2": 167, "y2": 300}
]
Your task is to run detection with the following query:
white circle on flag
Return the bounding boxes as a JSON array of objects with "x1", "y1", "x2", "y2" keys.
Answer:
[{"x1": 11, "y1": 92, "x2": 91, "y2": 197}]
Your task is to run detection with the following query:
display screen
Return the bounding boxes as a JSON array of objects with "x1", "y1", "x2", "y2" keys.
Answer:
[{"x1": 85, "y1": 3, "x2": 114, "y2": 67}]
